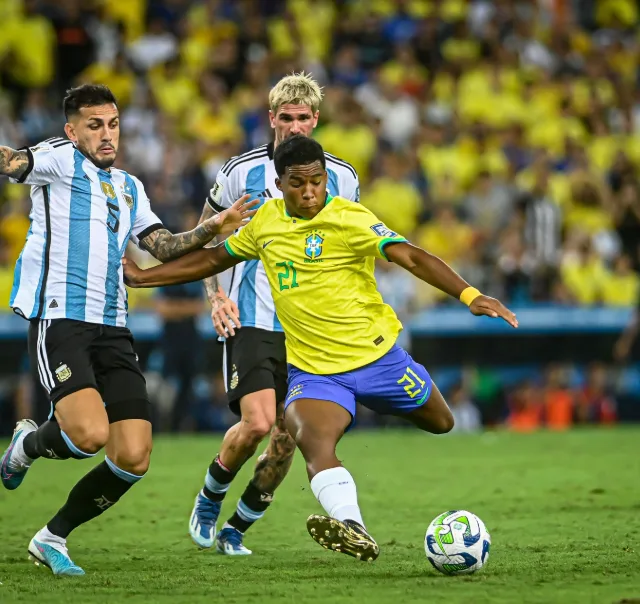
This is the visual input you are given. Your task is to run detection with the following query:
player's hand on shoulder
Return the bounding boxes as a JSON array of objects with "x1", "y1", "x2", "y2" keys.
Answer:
[
  {"x1": 208, "y1": 194, "x2": 259, "y2": 235},
  {"x1": 122, "y1": 257, "x2": 143, "y2": 288},
  {"x1": 469, "y1": 295, "x2": 518, "y2": 328},
  {"x1": 210, "y1": 285, "x2": 241, "y2": 337}
]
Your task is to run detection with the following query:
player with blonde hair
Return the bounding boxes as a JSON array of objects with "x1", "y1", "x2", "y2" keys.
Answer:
[{"x1": 189, "y1": 73, "x2": 360, "y2": 555}]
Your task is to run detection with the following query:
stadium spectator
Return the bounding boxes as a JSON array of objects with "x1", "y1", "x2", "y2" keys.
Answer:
[
  {"x1": 154, "y1": 263, "x2": 206, "y2": 432},
  {"x1": 448, "y1": 383, "x2": 482, "y2": 433},
  {"x1": 576, "y1": 363, "x2": 617, "y2": 424},
  {"x1": 543, "y1": 364, "x2": 574, "y2": 430},
  {"x1": 363, "y1": 151, "x2": 424, "y2": 236}
]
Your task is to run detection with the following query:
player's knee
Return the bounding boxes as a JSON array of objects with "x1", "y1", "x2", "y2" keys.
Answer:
[
  {"x1": 293, "y1": 430, "x2": 337, "y2": 473},
  {"x1": 432, "y1": 410, "x2": 455, "y2": 434},
  {"x1": 67, "y1": 422, "x2": 110, "y2": 454},
  {"x1": 110, "y1": 444, "x2": 152, "y2": 476},
  {"x1": 241, "y1": 416, "x2": 273, "y2": 445}
]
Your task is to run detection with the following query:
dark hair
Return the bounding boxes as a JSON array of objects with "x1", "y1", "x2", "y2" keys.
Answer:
[
  {"x1": 274, "y1": 134, "x2": 326, "y2": 177},
  {"x1": 63, "y1": 85, "x2": 118, "y2": 119}
]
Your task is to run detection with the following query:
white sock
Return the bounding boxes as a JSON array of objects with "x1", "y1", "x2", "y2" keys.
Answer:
[
  {"x1": 33, "y1": 526, "x2": 72, "y2": 559},
  {"x1": 310, "y1": 467, "x2": 365, "y2": 528},
  {"x1": 36, "y1": 526, "x2": 66, "y2": 545}
]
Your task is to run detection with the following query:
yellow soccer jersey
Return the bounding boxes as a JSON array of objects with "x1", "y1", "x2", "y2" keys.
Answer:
[{"x1": 225, "y1": 195, "x2": 407, "y2": 375}]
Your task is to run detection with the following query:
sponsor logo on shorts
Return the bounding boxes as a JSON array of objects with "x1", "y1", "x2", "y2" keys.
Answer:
[
  {"x1": 370, "y1": 223, "x2": 398, "y2": 238},
  {"x1": 55, "y1": 364, "x2": 72, "y2": 383},
  {"x1": 304, "y1": 230, "x2": 324, "y2": 260},
  {"x1": 230, "y1": 364, "x2": 239, "y2": 390}
]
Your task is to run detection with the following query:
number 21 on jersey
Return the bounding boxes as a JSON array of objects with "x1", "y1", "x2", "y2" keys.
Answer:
[{"x1": 276, "y1": 261, "x2": 299, "y2": 291}]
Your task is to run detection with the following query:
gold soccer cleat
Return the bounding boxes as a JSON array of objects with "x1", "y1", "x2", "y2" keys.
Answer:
[{"x1": 306, "y1": 514, "x2": 380, "y2": 562}]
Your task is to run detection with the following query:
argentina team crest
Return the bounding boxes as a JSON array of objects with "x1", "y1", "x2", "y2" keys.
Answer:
[
  {"x1": 304, "y1": 230, "x2": 325, "y2": 260},
  {"x1": 55, "y1": 363, "x2": 72, "y2": 383},
  {"x1": 122, "y1": 182, "x2": 135, "y2": 209}
]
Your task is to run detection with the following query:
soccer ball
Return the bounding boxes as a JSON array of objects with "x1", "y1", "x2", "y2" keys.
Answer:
[{"x1": 424, "y1": 510, "x2": 491, "y2": 575}]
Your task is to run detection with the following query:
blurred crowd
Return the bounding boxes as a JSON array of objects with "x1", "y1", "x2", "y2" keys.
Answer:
[
  {"x1": 446, "y1": 362, "x2": 620, "y2": 432},
  {"x1": 0, "y1": 0, "x2": 639, "y2": 433},
  {"x1": 0, "y1": 0, "x2": 639, "y2": 309}
]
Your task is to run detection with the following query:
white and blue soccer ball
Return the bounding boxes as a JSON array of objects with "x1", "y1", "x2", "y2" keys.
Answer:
[{"x1": 425, "y1": 510, "x2": 491, "y2": 575}]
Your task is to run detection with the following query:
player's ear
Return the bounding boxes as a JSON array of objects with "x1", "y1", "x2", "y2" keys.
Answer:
[
  {"x1": 64, "y1": 122, "x2": 77, "y2": 143},
  {"x1": 275, "y1": 178, "x2": 283, "y2": 192}
]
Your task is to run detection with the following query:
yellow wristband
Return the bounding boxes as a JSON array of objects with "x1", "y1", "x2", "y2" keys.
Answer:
[{"x1": 460, "y1": 286, "x2": 482, "y2": 306}]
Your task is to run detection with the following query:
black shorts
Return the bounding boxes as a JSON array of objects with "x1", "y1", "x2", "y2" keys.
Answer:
[
  {"x1": 223, "y1": 327, "x2": 287, "y2": 415},
  {"x1": 28, "y1": 319, "x2": 150, "y2": 423}
]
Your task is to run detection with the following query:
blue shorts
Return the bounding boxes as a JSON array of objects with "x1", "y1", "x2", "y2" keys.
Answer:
[{"x1": 285, "y1": 345, "x2": 432, "y2": 426}]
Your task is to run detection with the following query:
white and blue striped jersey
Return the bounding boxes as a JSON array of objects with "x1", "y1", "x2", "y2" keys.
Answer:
[
  {"x1": 9, "y1": 137, "x2": 163, "y2": 327},
  {"x1": 207, "y1": 141, "x2": 360, "y2": 333}
]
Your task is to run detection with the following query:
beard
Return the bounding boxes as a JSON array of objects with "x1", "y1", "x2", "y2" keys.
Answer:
[{"x1": 77, "y1": 143, "x2": 117, "y2": 169}]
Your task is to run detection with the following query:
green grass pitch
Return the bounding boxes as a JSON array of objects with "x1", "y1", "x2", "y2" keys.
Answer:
[{"x1": 1, "y1": 428, "x2": 639, "y2": 603}]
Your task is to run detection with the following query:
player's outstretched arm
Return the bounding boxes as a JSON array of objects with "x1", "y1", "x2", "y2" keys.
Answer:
[
  {"x1": 0, "y1": 146, "x2": 30, "y2": 180},
  {"x1": 139, "y1": 195, "x2": 258, "y2": 262},
  {"x1": 385, "y1": 242, "x2": 518, "y2": 328},
  {"x1": 123, "y1": 244, "x2": 240, "y2": 289}
]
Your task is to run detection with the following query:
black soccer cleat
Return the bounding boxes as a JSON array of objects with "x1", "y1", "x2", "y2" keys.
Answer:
[{"x1": 306, "y1": 514, "x2": 380, "y2": 562}]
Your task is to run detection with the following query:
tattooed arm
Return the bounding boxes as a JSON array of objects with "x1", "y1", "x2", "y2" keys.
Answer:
[
  {"x1": 140, "y1": 224, "x2": 218, "y2": 262},
  {"x1": 139, "y1": 194, "x2": 256, "y2": 262},
  {"x1": 0, "y1": 147, "x2": 30, "y2": 180}
]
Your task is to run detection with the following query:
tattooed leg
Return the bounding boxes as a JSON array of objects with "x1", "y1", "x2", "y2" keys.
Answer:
[
  {"x1": 252, "y1": 405, "x2": 297, "y2": 493},
  {"x1": 225, "y1": 403, "x2": 296, "y2": 534}
]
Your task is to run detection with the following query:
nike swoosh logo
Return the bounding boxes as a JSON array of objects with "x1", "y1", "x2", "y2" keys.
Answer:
[{"x1": 262, "y1": 239, "x2": 274, "y2": 249}]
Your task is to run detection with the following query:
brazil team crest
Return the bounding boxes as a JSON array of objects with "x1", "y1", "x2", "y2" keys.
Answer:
[{"x1": 304, "y1": 230, "x2": 325, "y2": 260}]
